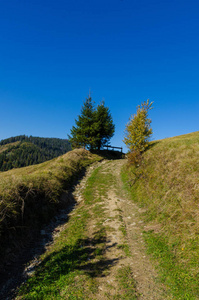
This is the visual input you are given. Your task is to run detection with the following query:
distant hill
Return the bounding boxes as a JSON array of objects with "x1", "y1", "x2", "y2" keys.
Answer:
[{"x1": 0, "y1": 135, "x2": 71, "y2": 171}]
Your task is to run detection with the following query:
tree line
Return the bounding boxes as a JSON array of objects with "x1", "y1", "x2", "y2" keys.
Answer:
[{"x1": 0, "y1": 136, "x2": 71, "y2": 171}]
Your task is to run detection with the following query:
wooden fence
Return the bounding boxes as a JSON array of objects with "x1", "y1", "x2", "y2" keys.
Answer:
[{"x1": 104, "y1": 145, "x2": 123, "y2": 152}]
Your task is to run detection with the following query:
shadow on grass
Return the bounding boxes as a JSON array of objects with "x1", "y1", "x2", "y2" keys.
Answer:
[{"x1": 19, "y1": 234, "x2": 119, "y2": 296}]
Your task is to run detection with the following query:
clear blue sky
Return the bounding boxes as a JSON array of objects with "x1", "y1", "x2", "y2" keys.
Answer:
[{"x1": 0, "y1": 0, "x2": 199, "y2": 152}]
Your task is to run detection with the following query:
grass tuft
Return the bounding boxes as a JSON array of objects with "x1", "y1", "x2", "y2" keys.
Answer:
[{"x1": 116, "y1": 266, "x2": 138, "y2": 299}]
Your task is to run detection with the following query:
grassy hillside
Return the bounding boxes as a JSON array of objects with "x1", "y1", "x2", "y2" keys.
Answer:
[
  {"x1": 123, "y1": 131, "x2": 199, "y2": 298},
  {"x1": 0, "y1": 135, "x2": 71, "y2": 171},
  {"x1": 0, "y1": 149, "x2": 102, "y2": 261}
]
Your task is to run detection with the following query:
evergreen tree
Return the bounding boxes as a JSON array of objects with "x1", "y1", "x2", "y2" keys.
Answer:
[
  {"x1": 95, "y1": 101, "x2": 115, "y2": 150},
  {"x1": 68, "y1": 95, "x2": 115, "y2": 150},
  {"x1": 68, "y1": 95, "x2": 97, "y2": 149}
]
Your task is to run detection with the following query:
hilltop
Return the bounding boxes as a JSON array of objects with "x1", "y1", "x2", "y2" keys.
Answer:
[{"x1": 0, "y1": 135, "x2": 71, "y2": 171}]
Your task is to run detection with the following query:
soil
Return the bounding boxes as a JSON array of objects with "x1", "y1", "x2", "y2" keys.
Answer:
[{"x1": 0, "y1": 159, "x2": 167, "y2": 299}]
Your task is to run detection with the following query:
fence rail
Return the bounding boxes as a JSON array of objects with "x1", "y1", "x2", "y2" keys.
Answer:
[{"x1": 104, "y1": 145, "x2": 123, "y2": 152}]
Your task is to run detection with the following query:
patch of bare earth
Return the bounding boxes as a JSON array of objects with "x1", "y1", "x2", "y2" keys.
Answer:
[{"x1": 95, "y1": 188, "x2": 132, "y2": 299}]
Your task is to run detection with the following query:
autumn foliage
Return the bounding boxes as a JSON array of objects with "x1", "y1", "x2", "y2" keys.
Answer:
[{"x1": 124, "y1": 100, "x2": 153, "y2": 164}]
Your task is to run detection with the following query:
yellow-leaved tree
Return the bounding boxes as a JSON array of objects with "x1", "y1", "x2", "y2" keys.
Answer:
[{"x1": 124, "y1": 99, "x2": 153, "y2": 164}]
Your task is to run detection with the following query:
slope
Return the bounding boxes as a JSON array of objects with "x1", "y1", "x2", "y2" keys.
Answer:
[
  {"x1": 123, "y1": 131, "x2": 199, "y2": 298},
  {"x1": 0, "y1": 149, "x2": 102, "y2": 268}
]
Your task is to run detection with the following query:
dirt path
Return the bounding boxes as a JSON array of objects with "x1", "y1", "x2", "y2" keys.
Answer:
[
  {"x1": 2, "y1": 159, "x2": 168, "y2": 299},
  {"x1": 85, "y1": 159, "x2": 167, "y2": 299}
]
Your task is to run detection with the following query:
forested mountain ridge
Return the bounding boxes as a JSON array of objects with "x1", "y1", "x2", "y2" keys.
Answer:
[{"x1": 0, "y1": 135, "x2": 71, "y2": 171}]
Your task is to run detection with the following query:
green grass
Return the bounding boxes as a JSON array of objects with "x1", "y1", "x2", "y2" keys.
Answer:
[
  {"x1": 123, "y1": 131, "x2": 199, "y2": 299},
  {"x1": 17, "y1": 205, "x2": 94, "y2": 299},
  {"x1": 116, "y1": 266, "x2": 137, "y2": 299},
  {"x1": 143, "y1": 231, "x2": 199, "y2": 300},
  {"x1": 117, "y1": 243, "x2": 131, "y2": 257},
  {"x1": 118, "y1": 213, "x2": 127, "y2": 237}
]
